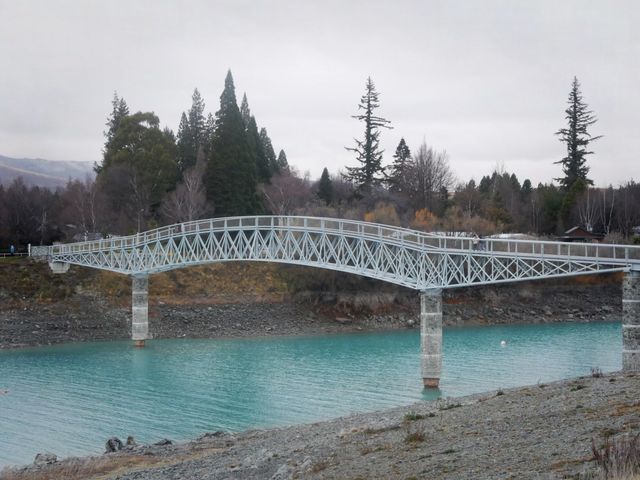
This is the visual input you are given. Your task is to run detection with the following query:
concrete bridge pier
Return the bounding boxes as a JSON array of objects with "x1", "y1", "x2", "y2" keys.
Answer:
[
  {"x1": 623, "y1": 270, "x2": 640, "y2": 372},
  {"x1": 420, "y1": 289, "x2": 443, "y2": 388},
  {"x1": 131, "y1": 274, "x2": 150, "y2": 347}
]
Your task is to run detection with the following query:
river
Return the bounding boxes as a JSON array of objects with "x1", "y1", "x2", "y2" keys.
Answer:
[{"x1": 0, "y1": 320, "x2": 621, "y2": 468}]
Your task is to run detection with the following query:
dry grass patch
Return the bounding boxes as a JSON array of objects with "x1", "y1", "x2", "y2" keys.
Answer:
[
  {"x1": 404, "y1": 425, "x2": 426, "y2": 444},
  {"x1": 0, "y1": 455, "x2": 163, "y2": 480},
  {"x1": 592, "y1": 433, "x2": 640, "y2": 479},
  {"x1": 612, "y1": 402, "x2": 640, "y2": 418}
]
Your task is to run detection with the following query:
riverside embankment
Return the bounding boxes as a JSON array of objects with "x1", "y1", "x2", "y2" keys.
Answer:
[{"x1": 0, "y1": 258, "x2": 623, "y2": 348}]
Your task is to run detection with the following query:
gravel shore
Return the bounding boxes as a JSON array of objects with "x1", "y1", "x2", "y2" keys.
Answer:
[{"x1": 5, "y1": 372, "x2": 639, "y2": 479}]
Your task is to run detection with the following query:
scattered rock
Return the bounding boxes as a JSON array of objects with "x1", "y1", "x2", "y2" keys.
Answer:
[
  {"x1": 126, "y1": 435, "x2": 137, "y2": 446},
  {"x1": 271, "y1": 462, "x2": 294, "y2": 480},
  {"x1": 153, "y1": 438, "x2": 173, "y2": 446},
  {"x1": 198, "y1": 431, "x2": 225, "y2": 440},
  {"x1": 335, "y1": 317, "x2": 351, "y2": 324},
  {"x1": 33, "y1": 452, "x2": 57, "y2": 466},
  {"x1": 105, "y1": 437, "x2": 123, "y2": 453}
]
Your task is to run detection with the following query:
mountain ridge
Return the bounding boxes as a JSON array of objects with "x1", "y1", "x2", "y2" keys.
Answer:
[{"x1": 0, "y1": 154, "x2": 95, "y2": 188}]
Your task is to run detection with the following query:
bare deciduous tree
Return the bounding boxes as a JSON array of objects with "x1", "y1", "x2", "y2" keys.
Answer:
[
  {"x1": 260, "y1": 169, "x2": 314, "y2": 215},
  {"x1": 160, "y1": 153, "x2": 208, "y2": 223},
  {"x1": 598, "y1": 186, "x2": 615, "y2": 235},
  {"x1": 576, "y1": 187, "x2": 598, "y2": 232},
  {"x1": 405, "y1": 142, "x2": 454, "y2": 213}
]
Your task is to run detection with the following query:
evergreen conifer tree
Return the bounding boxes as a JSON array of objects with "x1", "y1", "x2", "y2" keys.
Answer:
[
  {"x1": 259, "y1": 128, "x2": 278, "y2": 175},
  {"x1": 317, "y1": 167, "x2": 333, "y2": 205},
  {"x1": 388, "y1": 138, "x2": 411, "y2": 192},
  {"x1": 98, "y1": 92, "x2": 129, "y2": 173},
  {"x1": 246, "y1": 116, "x2": 271, "y2": 183},
  {"x1": 204, "y1": 113, "x2": 215, "y2": 149},
  {"x1": 344, "y1": 77, "x2": 392, "y2": 194},
  {"x1": 176, "y1": 113, "x2": 192, "y2": 172},
  {"x1": 98, "y1": 111, "x2": 178, "y2": 224},
  {"x1": 177, "y1": 88, "x2": 207, "y2": 173},
  {"x1": 240, "y1": 93, "x2": 251, "y2": 128},
  {"x1": 104, "y1": 93, "x2": 129, "y2": 146},
  {"x1": 205, "y1": 71, "x2": 261, "y2": 215},
  {"x1": 555, "y1": 77, "x2": 601, "y2": 190},
  {"x1": 188, "y1": 88, "x2": 206, "y2": 144},
  {"x1": 277, "y1": 150, "x2": 289, "y2": 173}
]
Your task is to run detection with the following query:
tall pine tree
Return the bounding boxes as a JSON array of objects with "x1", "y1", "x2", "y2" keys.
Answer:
[
  {"x1": 277, "y1": 149, "x2": 289, "y2": 173},
  {"x1": 240, "y1": 93, "x2": 251, "y2": 128},
  {"x1": 317, "y1": 167, "x2": 333, "y2": 205},
  {"x1": 246, "y1": 116, "x2": 271, "y2": 183},
  {"x1": 259, "y1": 127, "x2": 278, "y2": 175},
  {"x1": 554, "y1": 77, "x2": 601, "y2": 190},
  {"x1": 177, "y1": 88, "x2": 207, "y2": 173},
  {"x1": 102, "y1": 92, "x2": 129, "y2": 151},
  {"x1": 205, "y1": 71, "x2": 261, "y2": 215},
  {"x1": 388, "y1": 138, "x2": 411, "y2": 193},
  {"x1": 344, "y1": 77, "x2": 392, "y2": 194},
  {"x1": 176, "y1": 113, "x2": 192, "y2": 171}
]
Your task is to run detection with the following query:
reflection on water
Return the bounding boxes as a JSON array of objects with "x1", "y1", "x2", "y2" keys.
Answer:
[{"x1": 0, "y1": 320, "x2": 620, "y2": 467}]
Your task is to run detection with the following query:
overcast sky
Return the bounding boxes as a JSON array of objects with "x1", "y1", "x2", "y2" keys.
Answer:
[{"x1": 1, "y1": 0, "x2": 638, "y2": 187}]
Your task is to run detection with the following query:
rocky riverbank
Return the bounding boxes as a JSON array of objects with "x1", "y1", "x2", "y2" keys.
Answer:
[
  {"x1": 3, "y1": 371, "x2": 639, "y2": 479},
  {"x1": 0, "y1": 278, "x2": 622, "y2": 349}
]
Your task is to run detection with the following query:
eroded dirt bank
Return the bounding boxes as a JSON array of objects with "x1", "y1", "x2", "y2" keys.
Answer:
[{"x1": 0, "y1": 258, "x2": 623, "y2": 348}]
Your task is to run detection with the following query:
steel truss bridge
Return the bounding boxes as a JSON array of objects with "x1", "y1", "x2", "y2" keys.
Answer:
[{"x1": 32, "y1": 216, "x2": 640, "y2": 286}]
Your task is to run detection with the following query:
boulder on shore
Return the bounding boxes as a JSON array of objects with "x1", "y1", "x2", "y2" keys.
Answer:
[
  {"x1": 33, "y1": 452, "x2": 57, "y2": 466},
  {"x1": 105, "y1": 437, "x2": 123, "y2": 453}
]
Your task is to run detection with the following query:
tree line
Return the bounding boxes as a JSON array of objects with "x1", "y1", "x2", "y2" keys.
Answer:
[{"x1": 1, "y1": 74, "x2": 638, "y2": 251}]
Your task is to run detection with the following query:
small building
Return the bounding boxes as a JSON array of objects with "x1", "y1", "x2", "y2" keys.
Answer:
[{"x1": 557, "y1": 226, "x2": 604, "y2": 243}]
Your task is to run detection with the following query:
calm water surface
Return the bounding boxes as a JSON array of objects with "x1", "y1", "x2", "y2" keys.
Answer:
[{"x1": 0, "y1": 321, "x2": 621, "y2": 467}]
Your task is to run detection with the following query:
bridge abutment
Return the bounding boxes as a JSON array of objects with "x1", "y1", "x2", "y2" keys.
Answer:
[
  {"x1": 131, "y1": 274, "x2": 150, "y2": 347},
  {"x1": 623, "y1": 270, "x2": 640, "y2": 372},
  {"x1": 420, "y1": 289, "x2": 442, "y2": 388}
]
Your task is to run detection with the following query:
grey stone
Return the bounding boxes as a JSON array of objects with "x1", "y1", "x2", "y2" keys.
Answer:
[
  {"x1": 271, "y1": 463, "x2": 294, "y2": 480},
  {"x1": 105, "y1": 437, "x2": 123, "y2": 453},
  {"x1": 153, "y1": 438, "x2": 173, "y2": 446},
  {"x1": 33, "y1": 452, "x2": 57, "y2": 466}
]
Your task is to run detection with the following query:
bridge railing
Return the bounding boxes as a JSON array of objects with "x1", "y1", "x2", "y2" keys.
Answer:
[
  {"x1": 42, "y1": 216, "x2": 640, "y2": 268},
  {"x1": 426, "y1": 235, "x2": 640, "y2": 264}
]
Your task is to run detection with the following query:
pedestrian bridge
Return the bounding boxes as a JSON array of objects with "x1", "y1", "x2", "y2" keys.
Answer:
[
  {"x1": 30, "y1": 216, "x2": 640, "y2": 387},
  {"x1": 32, "y1": 215, "x2": 640, "y2": 288}
]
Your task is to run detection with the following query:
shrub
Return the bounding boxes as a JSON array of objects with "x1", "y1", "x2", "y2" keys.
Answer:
[{"x1": 404, "y1": 412, "x2": 425, "y2": 422}]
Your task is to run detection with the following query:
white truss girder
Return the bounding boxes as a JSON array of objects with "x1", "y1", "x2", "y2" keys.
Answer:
[{"x1": 33, "y1": 216, "x2": 640, "y2": 289}]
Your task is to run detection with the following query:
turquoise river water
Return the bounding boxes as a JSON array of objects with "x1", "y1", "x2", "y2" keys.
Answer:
[{"x1": 0, "y1": 321, "x2": 621, "y2": 467}]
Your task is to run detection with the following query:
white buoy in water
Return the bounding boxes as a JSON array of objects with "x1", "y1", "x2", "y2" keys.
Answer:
[{"x1": 500, "y1": 340, "x2": 507, "y2": 346}]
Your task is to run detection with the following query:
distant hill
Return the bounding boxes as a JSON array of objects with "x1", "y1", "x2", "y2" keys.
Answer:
[{"x1": 0, "y1": 155, "x2": 95, "y2": 189}]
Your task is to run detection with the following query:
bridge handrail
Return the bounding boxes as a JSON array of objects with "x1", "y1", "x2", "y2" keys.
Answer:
[{"x1": 38, "y1": 215, "x2": 640, "y2": 267}]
